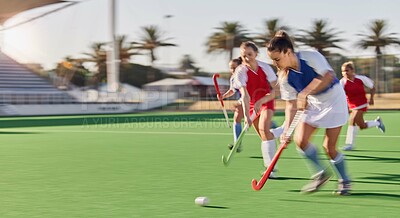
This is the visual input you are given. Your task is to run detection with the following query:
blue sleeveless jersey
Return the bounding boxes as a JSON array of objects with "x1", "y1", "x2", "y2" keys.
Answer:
[{"x1": 287, "y1": 54, "x2": 339, "y2": 95}]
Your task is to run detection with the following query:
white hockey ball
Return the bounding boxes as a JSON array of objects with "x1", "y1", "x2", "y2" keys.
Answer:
[{"x1": 195, "y1": 197, "x2": 209, "y2": 206}]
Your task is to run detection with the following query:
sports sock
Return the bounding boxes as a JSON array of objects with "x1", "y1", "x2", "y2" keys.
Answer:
[
  {"x1": 345, "y1": 125, "x2": 359, "y2": 145},
  {"x1": 330, "y1": 153, "x2": 350, "y2": 182},
  {"x1": 270, "y1": 126, "x2": 284, "y2": 139},
  {"x1": 297, "y1": 143, "x2": 324, "y2": 174},
  {"x1": 261, "y1": 140, "x2": 276, "y2": 168},
  {"x1": 233, "y1": 122, "x2": 242, "y2": 142},
  {"x1": 366, "y1": 120, "x2": 379, "y2": 128}
]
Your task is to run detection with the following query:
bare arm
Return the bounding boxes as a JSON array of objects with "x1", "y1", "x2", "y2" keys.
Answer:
[
  {"x1": 297, "y1": 71, "x2": 335, "y2": 110},
  {"x1": 281, "y1": 99, "x2": 297, "y2": 142},
  {"x1": 369, "y1": 87, "x2": 375, "y2": 105},
  {"x1": 221, "y1": 89, "x2": 235, "y2": 99},
  {"x1": 285, "y1": 100, "x2": 297, "y2": 132},
  {"x1": 253, "y1": 80, "x2": 278, "y2": 113},
  {"x1": 240, "y1": 87, "x2": 252, "y2": 126}
]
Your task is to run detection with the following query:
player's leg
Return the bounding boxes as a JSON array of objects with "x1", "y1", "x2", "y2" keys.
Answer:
[
  {"x1": 258, "y1": 109, "x2": 275, "y2": 141},
  {"x1": 357, "y1": 108, "x2": 385, "y2": 133},
  {"x1": 343, "y1": 110, "x2": 363, "y2": 150},
  {"x1": 324, "y1": 126, "x2": 351, "y2": 195},
  {"x1": 233, "y1": 104, "x2": 243, "y2": 142},
  {"x1": 270, "y1": 122, "x2": 284, "y2": 139},
  {"x1": 228, "y1": 103, "x2": 244, "y2": 150},
  {"x1": 257, "y1": 109, "x2": 278, "y2": 178},
  {"x1": 358, "y1": 110, "x2": 385, "y2": 133},
  {"x1": 229, "y1": 112, "x2": 258, "y2": 153},
  {"x1": 296, "y1": 122, "x2": 330, "y2": 193}
]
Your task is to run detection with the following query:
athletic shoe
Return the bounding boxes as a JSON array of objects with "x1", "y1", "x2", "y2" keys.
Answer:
[
  {"x1": 342, "y1": 144, "x2": 354, "y2": 151},
  {"x1": 301, "y1": 171, "x2": 331, "y2": 193},
  {"x1": 333, "y1": 179, "x2": 351, "y2": 196},
  {"x1": 227, "y1": 143, "x2": 242, "y2": 153},
  {"x1": 376, "y1": 116, "x2": 385, "y2": 133},
  {"x1": 236, "y1": 145, "x2": 242, "y2": 153}
]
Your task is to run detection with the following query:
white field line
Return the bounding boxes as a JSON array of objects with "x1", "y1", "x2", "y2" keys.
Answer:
[{"x1": 2, "y1": 128, "x2": 400, "y2": 138}]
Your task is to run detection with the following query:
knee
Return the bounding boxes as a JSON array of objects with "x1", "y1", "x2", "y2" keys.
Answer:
[
  {"x1": 234, "y1": 116, "x2": 242, "y2": 123},
  {"x1": 294, "y1": 136, "x2": 308, "y2": 149},
  {"x1": 259, "y1": 128, "x2": 274, "y2": 140},
  {"x1": 359, "y1": 124, "x2": 368, "y2": 129}
]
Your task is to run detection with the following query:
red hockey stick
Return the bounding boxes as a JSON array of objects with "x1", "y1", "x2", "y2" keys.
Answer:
[
  {"x1": 251, "y1": 110, "x2": 304, "y2": 191},
  {"x1": 212, "y1": 73, "x2": 231, "y2": 128}
]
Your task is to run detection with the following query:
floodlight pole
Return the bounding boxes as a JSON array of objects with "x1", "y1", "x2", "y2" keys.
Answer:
[
  {"x1": 163, "y1": 14, "x2": 173, "y2": 67},
  {"x1": 0, "y1": 25, "x2": 3, "y2": 51},
  {"x1": 107, "y1": 0, "x2": 120, "y2": 92}
]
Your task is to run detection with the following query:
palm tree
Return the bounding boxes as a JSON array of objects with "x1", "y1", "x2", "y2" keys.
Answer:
[
  {"x1": 296, "y1": 19, "x2": 344, "y2": 56},
  {"x1": 132, "y1": 25, "x2": 177, "y2": 64},
  {"x1": 83, "y1": 42, "x2": 107, "y2": 65},
  {"x1": 206, "y1": 21, "x2": 251, "y2": 61},
  {"x1": 356, "y1": 19, "x2": 400, "y2": 93},
  {"x1": 179, "y1": 54, "x2": 198, "y2": 73},
  {"x1": 82, "y1": 35, "x2": 140, "y2": 86},
  {"x1": 254, "y1": 18, "x2": 290, "y2": 47},
  {"x1": 82, "y1": 42, "x2": 107, "y2": 84},
  {"x1": 116, "y1": 35, "x2": 142, "y2": 64}
]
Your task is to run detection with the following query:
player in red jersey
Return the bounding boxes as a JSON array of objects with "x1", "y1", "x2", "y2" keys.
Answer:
[
  {"x1": 233, "y1": 41, "x2": 279, "y2": 178},
  {"x1": 340, "y1": 61, "x2": 385, "y2": 151}
]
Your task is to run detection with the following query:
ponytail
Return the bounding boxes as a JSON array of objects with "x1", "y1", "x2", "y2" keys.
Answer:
[{"x1": 267, "y1": 30, "x2": 294, "y2": 53}]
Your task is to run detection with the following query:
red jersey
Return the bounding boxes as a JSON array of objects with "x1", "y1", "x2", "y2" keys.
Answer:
[
  {"x1": 234, "y1": 61, "x2": 277, "y2": 115},
  {"x1": 340, "y1": 75, "x2": 374, "y2": 110},
  {"x1": 246, "y1": 66, "x2": 274, "y2": 110}
]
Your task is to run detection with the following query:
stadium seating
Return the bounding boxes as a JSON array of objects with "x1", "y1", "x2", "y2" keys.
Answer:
[{"x1": 0, "y1": 51, "x2": 76, "y2": 104}]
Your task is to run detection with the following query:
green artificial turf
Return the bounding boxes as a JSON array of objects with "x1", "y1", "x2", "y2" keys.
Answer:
[{"x1": 0, "y1": 111, "x2": 399, "y2": 217}]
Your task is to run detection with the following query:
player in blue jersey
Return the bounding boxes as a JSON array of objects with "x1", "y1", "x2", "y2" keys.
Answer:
[{"x1": 267, "y1": 30, "x2": 351, "y2": 195}]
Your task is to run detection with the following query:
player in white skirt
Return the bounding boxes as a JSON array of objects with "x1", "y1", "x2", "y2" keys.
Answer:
[
  {"x1": 340, "y1": 61, "x2": 385, "y2": 151},
  {"x1": 267, "y1": 30, "x2": 351, "y2": 195},
  {"x1": 219, "y1": 58, "x2": 244, "y2": 151},
  {"x1": 219, "y1": 57, "x2": 283, "y2": 153},
  {"x1": 233, "y1": 41, "x2": 284, "y2": 178}
]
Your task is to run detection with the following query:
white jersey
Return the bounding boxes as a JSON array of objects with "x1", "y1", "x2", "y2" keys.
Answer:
[
  {"x1": 280, "y1": 50, "x2": 348, "y2": 128},
  {"x1": 229, "y1": 75, "x2": 239, "y2": 91},
  {"x1": 233, "y1": 60, "x2": 277, "y2": 89},
  {"x1": 340, "y1": 75, "x2": 374, "y2": 89}
]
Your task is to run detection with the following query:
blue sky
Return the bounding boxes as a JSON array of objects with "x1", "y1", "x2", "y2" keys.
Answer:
[{"x1": 2, "y1": 0, "x2": 400, "y2": 73}]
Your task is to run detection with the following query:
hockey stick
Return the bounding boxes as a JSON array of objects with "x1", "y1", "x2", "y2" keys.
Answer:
[
  {"x1": 251, "y1": 110, "x2": 304, "y2": 191},
  {"x1": 222, "y1": 113, "x2": 257, "y2": 166},
  {"x1": 212, "y1": 73, "x2": 231, "y2": 128}
]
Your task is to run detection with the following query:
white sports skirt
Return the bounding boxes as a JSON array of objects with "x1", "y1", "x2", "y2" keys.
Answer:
[{"x1": 304, "y1": 83, "x2": 348, "y2": 128}]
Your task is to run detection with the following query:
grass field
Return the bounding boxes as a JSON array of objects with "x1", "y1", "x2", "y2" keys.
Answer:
[{"x1": 0, "y1": 111, "x2": 399, "y2": 217}]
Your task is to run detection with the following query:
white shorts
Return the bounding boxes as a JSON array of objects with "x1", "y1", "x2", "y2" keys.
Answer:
[{"x1": 303, "y1": 83, "x2": 348, "y2": 128}]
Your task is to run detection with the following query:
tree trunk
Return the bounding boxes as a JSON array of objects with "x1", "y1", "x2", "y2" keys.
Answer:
[
  {"x1": 375, "y1": 56, "x2": 380, "y2": 94},
  {"x1": 227, "y1": 35, "x2": 234, "y2": 62}
]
